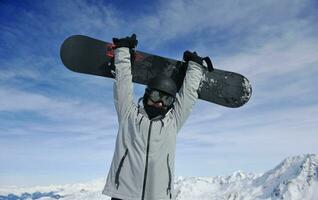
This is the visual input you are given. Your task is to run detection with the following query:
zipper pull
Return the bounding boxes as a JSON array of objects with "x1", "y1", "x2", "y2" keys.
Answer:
[{"x1": 167, "y1": 187, "x2": 172, "y2": 199}]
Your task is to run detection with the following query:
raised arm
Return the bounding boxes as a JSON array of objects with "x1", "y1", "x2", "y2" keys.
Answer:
[
  {"x1": 112, "y1": 34, "x2": 138, "y2": 120},
  {"x1": 113, "y1": 47, "x2": 134, "y2": 119},
  {"x1": 172, "y1": 60, "x2": 203, "y2": 132}
]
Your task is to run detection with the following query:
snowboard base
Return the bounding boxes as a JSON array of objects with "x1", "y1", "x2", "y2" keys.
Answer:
[{"x1": 60, "y1": 35, "x2": 252, "y2": 108}]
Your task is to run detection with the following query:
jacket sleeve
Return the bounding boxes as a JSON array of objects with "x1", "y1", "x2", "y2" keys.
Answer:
[
  {"x1": 172, "y1": 61, "x2": 203, "y2": 132},
  {"x1": 113, "y1": 47, "x2": 134, "y2": 120}
]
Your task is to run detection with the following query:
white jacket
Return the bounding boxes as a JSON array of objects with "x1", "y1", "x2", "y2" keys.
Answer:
[{"x1": 103, "y1": 47, "x2": 203, "y2": 200}]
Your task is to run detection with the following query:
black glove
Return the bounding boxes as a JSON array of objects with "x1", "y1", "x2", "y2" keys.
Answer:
[
  {"x1": 183, "y1": 50, "x2": 203, "y2": 65},
  {"x1": 113, "y1": 34, "x2": 138, "y2": 49},
  {"x1": 183, "y1": 50, "x2": 214, "y2": 72}
]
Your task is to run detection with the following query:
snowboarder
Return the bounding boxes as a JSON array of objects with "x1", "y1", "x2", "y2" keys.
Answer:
[{"x1": 102, "y1": 34, "x2": 204, "y2": 200}]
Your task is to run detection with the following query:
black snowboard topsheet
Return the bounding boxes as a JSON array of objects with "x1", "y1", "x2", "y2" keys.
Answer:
[{"x1": 60, "y1": 35, "x2": 252, "y2": 108}]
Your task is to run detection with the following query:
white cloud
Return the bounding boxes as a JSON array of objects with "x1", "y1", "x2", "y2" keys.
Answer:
[
  {"x1": 129, "y1": 0, "x2": 315, "y2": 47},
  {"x1": 0, "y1": 87, "x2": 112, "y2": 119},
  {"x1": 0, "y1": 85, "x2": 117, "y2": 142},
  {"x1": 217, "y1": 36, "x2": 318, "y2": 76}
]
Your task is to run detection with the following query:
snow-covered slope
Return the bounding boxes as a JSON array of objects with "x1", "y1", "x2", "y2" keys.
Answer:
[
  {"x1": 1, "y1": 154, "x2": 317, "y2": 200},
  {"x1": 175, "y1": 154, "x2": 318, "y2": 200}
]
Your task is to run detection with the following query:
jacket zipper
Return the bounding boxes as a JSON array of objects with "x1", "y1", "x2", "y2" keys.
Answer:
[
  {"x1": 167, "y1": 154, "x2": 172, "y2": 199},
  {"x1": 115, "y1": 148, "x2": 129, "y2": 189},
  {"x1": 141, "y1": 120, "x2": 153, "y2": 200}
]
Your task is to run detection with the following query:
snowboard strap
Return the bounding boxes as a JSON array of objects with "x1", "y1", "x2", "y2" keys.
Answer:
[{"x1": 202, "y1": 57, "x2": 214, "y2": 72}]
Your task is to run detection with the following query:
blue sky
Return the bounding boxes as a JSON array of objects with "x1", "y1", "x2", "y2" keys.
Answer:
[{"x1": 1, "y1": 0, "x2": 318, "y2": 187}]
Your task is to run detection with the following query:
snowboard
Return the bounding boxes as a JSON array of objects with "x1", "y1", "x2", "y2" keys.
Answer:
[{"x1": 60, "y1": 35, "x2": 252, "y2": 108}]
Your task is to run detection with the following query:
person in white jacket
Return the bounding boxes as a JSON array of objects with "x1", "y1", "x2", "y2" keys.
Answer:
[{"x1": 103, "y1": 34, "x2": 204, "y2": 200}]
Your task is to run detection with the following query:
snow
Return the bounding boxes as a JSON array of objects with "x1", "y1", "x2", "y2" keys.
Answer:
[{"x1": 0, "y1": 154, "x2": 317, "y2": 200}]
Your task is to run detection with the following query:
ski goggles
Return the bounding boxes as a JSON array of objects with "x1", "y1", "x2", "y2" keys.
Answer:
[{"x1": 146, "y1": 88, "x2": 175, "y2": 107}]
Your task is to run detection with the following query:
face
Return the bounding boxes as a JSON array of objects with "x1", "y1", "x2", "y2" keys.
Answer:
[
  {"x1": 143, "y1": 89, "x2": 174, "y2": 119},
  {"x1": 145, "y1": 89, "x2": 175, "y2": 108}
]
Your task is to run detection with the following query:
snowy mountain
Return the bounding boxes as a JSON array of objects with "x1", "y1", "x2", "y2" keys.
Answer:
[
  {"x1": 175, "y1": 154, "x2": 318, "y2": 200},
  {"x1": 0, "y1": 154, "x2": 317, "y2": 200}
]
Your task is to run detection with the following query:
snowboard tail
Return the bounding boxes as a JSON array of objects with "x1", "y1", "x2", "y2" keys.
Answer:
[{"x1": 60, "y1": 35, "x2": 252, "y2": 108}]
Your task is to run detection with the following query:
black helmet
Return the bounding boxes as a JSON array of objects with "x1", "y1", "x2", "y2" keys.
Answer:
[{"x1": 147, "y1": 75, "x2": 177, "y2": 98}]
